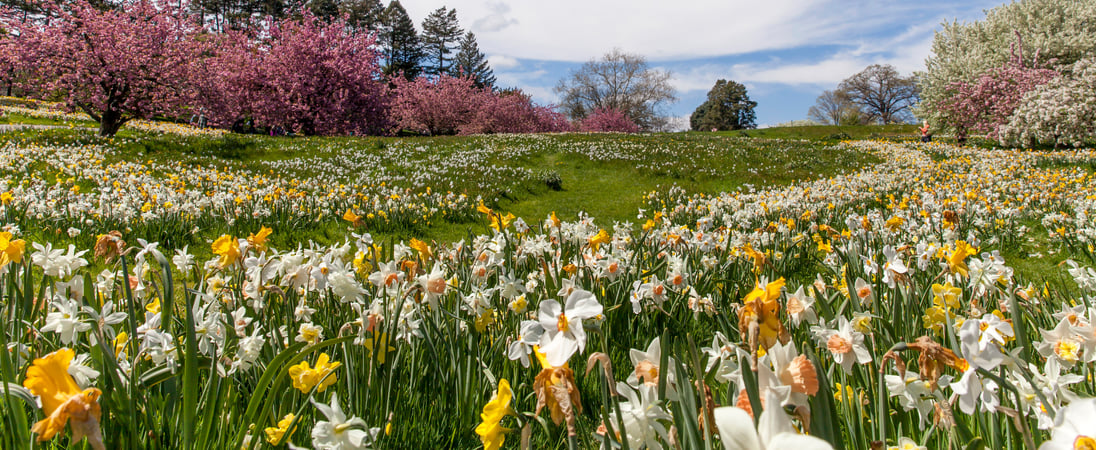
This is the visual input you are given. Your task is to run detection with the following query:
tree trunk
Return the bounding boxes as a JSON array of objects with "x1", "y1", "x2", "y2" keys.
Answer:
[{"x1": 98, "y1": 109, "x2": 126, "y2": 137}]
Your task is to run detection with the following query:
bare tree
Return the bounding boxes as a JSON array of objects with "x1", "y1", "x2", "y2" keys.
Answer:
[
  {"x1": 837, "y1": 64, "x2": 919, "y2": 124},
  {"x1": 807, "y1": 89, "x2": 862, "y2": 125},
  {"x1": 555, "y1": 49, "x2": 677, "y2": 131}
]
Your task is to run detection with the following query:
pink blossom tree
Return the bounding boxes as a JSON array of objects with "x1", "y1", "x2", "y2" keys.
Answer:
[
  {"x1": 389, "y1": 74, "x2": 490, "y2": 135},
  {"x1": 577, "y1": 107, "x2": 640, "y2": 133},
  {"x1": 200, "y1": 12, "x2": 389, "y2": 135},
  {"x1": 2, "y1": 0, "x2": 202, "y2": 136},
  {"x1": 390, "y1": 76, "x2": 571, "y2": 135},
  {"x1": 936, "y1": 38, "x2": 1058, "y2": 141}
]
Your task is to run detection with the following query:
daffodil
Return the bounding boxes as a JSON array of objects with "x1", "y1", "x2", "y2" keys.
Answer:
[
  {"x1": 713, "y1": 390, "x2": 832, "y2": 450},
  {"x1": 588, "y1": 229, "x2": 611, "y2": 251},
  {"x1": 22, "y1": 348, "x2": 105, "y2": 450},
  {"x1": 739, "y1": 277, "x2": 786, "y2": 352},
  {"x1": 287, "y1": 353, "x2": 341, "y2": 394},
  {"x1": 0, "y1": 231, "x2": 26, "y2": 268},
  {"x1": 533, "y1": 348, "x2": 583, "y2": 435},
  {"x1": 537, "y1": 288, "x2": 603, "y2": 367},
  {"x1": 311, "y1": 393, "x2": 379, "y2": 449},
  {"x1": 1039, "y1": 397, "x2": 1096, "y2": 450},
  {"x1": 264, "y1": 413, "x2": 297, "y2": 445},
  {"x1": 947, "y1": 240, "x2": 977, "y2": 277},
  {"x1": 211, "y1": 234, "x2": 241, "y2": 268},
  {"x1": 475, "y1": 379, "x2": 514, "y2": 450},
  {"x1": 931, "y1": 282, "x2": 962, "y2": 309},
  {"x1": 247, "y1": 226, "x2": 273, "y2": 252}
]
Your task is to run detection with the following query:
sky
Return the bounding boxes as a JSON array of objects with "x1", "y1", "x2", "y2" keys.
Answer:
[{"x1": 398, "y1": 0, "x2": 1006, "y2": 128}]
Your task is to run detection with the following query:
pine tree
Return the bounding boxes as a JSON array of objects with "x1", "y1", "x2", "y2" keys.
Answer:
[
  {"x1": 420, "y1": 7, "x2": 462, "y2": 77},
  {"x1": 308, "y1": 0, "x2": 340, "y2": 22},
  {"x1": 453, "y1": 31, "x2": 495, "y2": 89},
  {"x1": 379, "y1": 0, "x2": 423, "y2": 80},
  {"x1": 339, "y1": 0, "x2": 384, "y2": 32},
  {"x1": 689, "y1": 79, "x2": 756, "y2": 131}
]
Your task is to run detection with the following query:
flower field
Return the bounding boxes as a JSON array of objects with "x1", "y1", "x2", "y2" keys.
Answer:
[{"x1": 2, "y1": 130, "x2": 1096, "y2": 449}]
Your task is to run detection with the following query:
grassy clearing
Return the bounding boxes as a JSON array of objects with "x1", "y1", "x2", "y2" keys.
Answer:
[
  {"x1": 0, "y1": 128, "x2": 878, "y2": 249},
  {"x1": 708, "y1": 123, "x2": 920, "y2": 141}
]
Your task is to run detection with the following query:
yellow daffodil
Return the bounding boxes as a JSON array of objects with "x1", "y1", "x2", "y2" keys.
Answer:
[
  {"x1": 409, "y1": 238, "x2": 432, "y2": 260},
  {"x1": 287, "y1": 353, "x2": 341, "y2": 394},
  {"x1": 264, "y1": 413, "x2": 297, "y2": 445},
  {"x1": 247, "y1": 226, "x2": 273, "y2": 252},
  {"x1": 739, "y1": 277, "x2": 787, "y2": 351},
  {"x1": 0, "y1": 231, "x2": 26, "y2": 268},
  {"x1": 741, "y1": 243, "x2": 768, "y2": 272},
  {"x1": 947, "y1": 241, "x2": 977, "y2": 277},
  {"x1": 931, "y1": 282, "x2": 962, "y2": 309},
  {"x1": 23, "y1": 348, "x2": 105, "y2": 449},
  {"x1": 343, "y1": 209, "x2": 363, "y2": 227},
  {"x1": 211, "y1": 234, "x2": 240, "y2": 269},
  {"x1": 363, "y1": 332, "x2": 395, "y2": 365},
  {"x1": 475, "y1": 379, "x2": 514, "y2": 450},
  {"x1": 588, "y1": 229, "x2": 611, "y2": 251}
]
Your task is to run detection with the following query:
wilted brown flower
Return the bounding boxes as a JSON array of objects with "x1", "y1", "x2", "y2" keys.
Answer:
[{"x1": 93, "y1": 231, "x2": 125, "y2": 262}]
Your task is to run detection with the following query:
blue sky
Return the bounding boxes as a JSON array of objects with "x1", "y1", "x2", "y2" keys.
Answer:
[{"x1": 399, "y1": 0, "x2": 1006, "y2": 128}]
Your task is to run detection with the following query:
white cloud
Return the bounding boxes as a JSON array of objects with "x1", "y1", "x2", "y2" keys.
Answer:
[
  {"x1": 472, "y1": 2, "x2": 518, "y2": 33},
  {"x1": 667, "y1": 25, "x2": 939, "y2": 92},
  {"x1": 398, "y1": 0, "x2": 1002, "y2": 63},
  {"x1": 488, "y1": 54, "x2": 520, "y2": 70},
  {"x1": 494, "y1": 69, "x2": 548, "y2": 86}
]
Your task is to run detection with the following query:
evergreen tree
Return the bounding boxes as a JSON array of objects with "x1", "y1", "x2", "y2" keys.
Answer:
[
  {"x1": 420, "y1": 7, "x2": 462, "y2": 76},
  {"x1": 379, "y1": 0, "x2": 423, "y2": 80},
  {"x1": 690, "y1": 79, "x2": 756, "y2": 131},
  {"x1": 308, "y1": 0, "x2": 340, "y2": 22},
  {"x1": 453, "y1": 31, "x2": 495, "y2": 89},
  {"x1": 339, "y1": 0, "x2": 384, "y2": 32}
]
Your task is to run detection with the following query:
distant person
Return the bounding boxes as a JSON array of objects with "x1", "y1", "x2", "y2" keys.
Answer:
[{"x1": 919, "y1": 120, "x2": 932, "y2": 143}]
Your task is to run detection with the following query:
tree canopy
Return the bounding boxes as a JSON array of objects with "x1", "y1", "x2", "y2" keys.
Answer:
[
  {"x1": 420, "y1": 7, "x2": 462, "y2": 77},
  {"x1": 916, "y1": 0, "x2": 1096, "y2": 130},
  {"x1": 379, "y1": 0, "x2": 423, "y2": 81},
  {"x1": 837, "y1": 64, "x2": 918, "y2": 124},
  {"x1": 689, "y1": 79, "x2": 756, "y2": 131},
  {"x1": 554, "y1": 49, "x2": 676, "y2": 131},
  {"x1": 453, "y1": 31, "x2": 495, "y2": 89}
]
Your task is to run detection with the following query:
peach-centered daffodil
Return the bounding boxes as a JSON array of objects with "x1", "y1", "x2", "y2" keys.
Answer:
[
  {"x1": 475, "y1": 379, "x2": 515, "y2": 450},
  {"x1": 23, "y1": 348, "x2": 105, "y2": 450}
]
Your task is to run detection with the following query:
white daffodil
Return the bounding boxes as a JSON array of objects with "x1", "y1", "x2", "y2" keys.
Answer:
[
  {"x1": 1039, "y1": 397, "x2": 1096, "y2": 450},
  {"x1": 1037, "y1": 317, "x2": 1085, "y2": 368},
  {"x1": 609, "y1": 381, "x2": 673, "y2": 450},
  {"x1": 785, "y1": 285, "x2": 817, "y2": 327},
  {"x1": 713, "y1": 390, "x2": 833, "y2": 450},
  {"x1": 506, "y1": 320, "x2": 543, "y2": 368},
  {"x1": 311, "y1": 394, "x2": 380, "y2": 449},
  {"x1": 885, "y1": 371, "x2": 935, "y2": 427},
  {"x1": 950, "y1": 367, "x2": 998, "y2": 415},
  {"x1": 537, "y1": 287, "x2": 602, "y2": 367},
  {"x1": 812, "y1": 317, "x2": 872, "y2": 374},
  {"x1": 41, "y1": 296, "x2": 91, "y2": 345},
  {"x1": 958, "y1": 314, "x2": 1009, "y2": 371}
]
